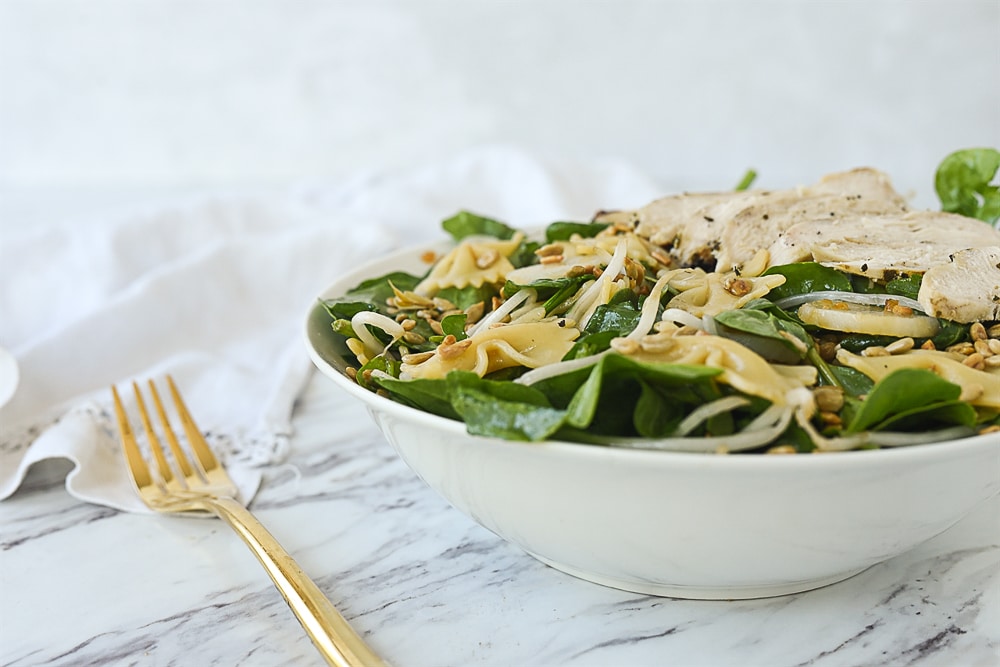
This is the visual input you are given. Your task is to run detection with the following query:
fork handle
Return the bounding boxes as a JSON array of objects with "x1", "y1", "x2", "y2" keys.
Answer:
[{"x1": 203, "y1": 496, "x2": 388, "y2": 667}]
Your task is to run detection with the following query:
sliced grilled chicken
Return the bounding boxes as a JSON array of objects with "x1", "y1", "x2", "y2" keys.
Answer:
[
  {"x1": 596, "y1": 168, "x2": 907, "y2": 271},
  {"x1": 918, "y1": 246, "x2": 1000, "y2": 322},
  {"x1": 718, "y1": 169, "x2": 909, "y2": 271},
  {"x1": 767, "y1": 211, "x2": 1000, "y2": 280},
  {"x1": 595, "y1": 191, "x2": 742, "y2": 269}
]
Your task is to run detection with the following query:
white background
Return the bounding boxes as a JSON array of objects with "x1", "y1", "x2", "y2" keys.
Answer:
[{"x1": 1, "y1": 0, "x2": 998, "y2": 222}]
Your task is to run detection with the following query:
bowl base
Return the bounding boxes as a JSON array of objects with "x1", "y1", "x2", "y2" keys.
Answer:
[{"x1": 530, "y1": 554, "x2": 871, "y2": 600}]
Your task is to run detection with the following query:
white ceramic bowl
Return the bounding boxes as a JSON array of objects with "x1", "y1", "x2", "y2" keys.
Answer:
[{"x1": 305, "y1": 241, "x2": 1000, "y2": 599}]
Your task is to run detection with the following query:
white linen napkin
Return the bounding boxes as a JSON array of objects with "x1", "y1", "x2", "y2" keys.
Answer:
[{"x1": 0, "y1": 145, "x2": 664, "y2": 513}]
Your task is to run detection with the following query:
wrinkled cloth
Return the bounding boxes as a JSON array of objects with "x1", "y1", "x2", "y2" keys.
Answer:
[{"x1": 0, "y1": 145, "x2": 663, "y2": 512}]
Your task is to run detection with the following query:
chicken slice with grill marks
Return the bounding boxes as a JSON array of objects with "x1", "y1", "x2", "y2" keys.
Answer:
[
  {"x1": 917, "y1": 246, "x2": 1000, "y2": 322},
  {"x1": 594, "y1": 191, "x2": 740, "y2": 270},
  {"x1": 594, "y1": 168, "x2": 908, "y2": 272},
  {"x1": 717, "y1": 168, "x2": 909, "y2": 272},
  {"x1": 767, "y1": 211, "x2": 1000, "y2": 279}
]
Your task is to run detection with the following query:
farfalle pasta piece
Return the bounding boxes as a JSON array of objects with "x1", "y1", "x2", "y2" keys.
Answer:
[
  {"x1": 505, "y1": 232, "x2": 665, "y2": 285},
  {"x1": 664, "y1": 268, "x2": 786, "y2": 318},
  {"x1": 401, "y1": 320, "x2": 579, "y2": 380},
  {"x1": 836, "y1": 349, "x2": 1000, "y2": 408},
  {"x1": 629, "y1": 333, "x2": 814, "y2": 404},
  {"x1": 415, "y1": 233, "x2": 524, "y2": 296}
]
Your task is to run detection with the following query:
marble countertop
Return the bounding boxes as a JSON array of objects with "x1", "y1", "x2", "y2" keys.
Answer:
[{"x1": 2, "y1": 370, "x2": 998, "y2": 666}]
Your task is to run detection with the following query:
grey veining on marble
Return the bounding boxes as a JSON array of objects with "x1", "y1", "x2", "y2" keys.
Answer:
[{"x1": 2, "y1": 373, "x2": 998, "y2": 667}]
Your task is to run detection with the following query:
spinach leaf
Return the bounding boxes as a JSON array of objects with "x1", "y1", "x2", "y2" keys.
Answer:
[
  {"x1": 584, "y1": 301, "x2": 644, "y2": 335},
  {"x1": 509, "y1": 240, "x2": 542, "y2": 269},
  {"x1": 884, "y1": 273, "x2": 922, "y2": 301},
  {"x1": 322, "y1": 270, "x2": 423, "y2": 320},
  {"x1": 374, "y1": 376, "x2": 460, "y2": 420},
  {"x1": 331, "y1": 318, "x2": 356, "y2": 338},
  {"x1": 564, "y1": 359, "x2": 609, "y2": 428},
  {"x1": 349, "y1": 271, "x2": 422, "y2": 300},
  {"x1": 545, "y1": 221, "x2": 610, "y2": 242},
  {"x1": 706, "y1": 409, "x2": 735, "y2": 436},
  {"x1": 355, "y1": 355, "x2": 401, "y2": 390},
  {"x1": 838, "y1": 333, "x2": 897, "y2": 353},
  {"x1": 562, "y1": 330, "x2": 619, "y2": 360},
  {"x1": 322, "y1": 299, "x2": 377, "y2": 322},
  {"x1": 762, "y1": 262, "x2": 853, "y2": 302},
  {"x1": 446, "y1": 372, "x2": 566, "y2": 441},
  {"x1": 741, "y1": 298, "x2": 806, "y2": 325},
  {"x1": 440, "y1": 211, "x2": 539, "y2": 268},
  {"x1": 734, "y1": 299, "x2": 845, "y2": 387},
  {"x1": 777, "y1": 421, "x2": 818, "y2": 453},
  {"x1": 979, "y1": 410, "x2": 1000, "y2": 429},
  {"x1": 934, "y1": 147, "x2": 1000, "y2": 224},
  {"x1": 442, "y1": 211, "x2": 518, "y2": 241},
  {"x1": 931, "y1": 319, "x2": 968, "y2": 350},
  {"x1": 632, "y1": 380, "x2": 686, "y2": 437},
  {"x1": 877, "y1": 400, "x2": 977, "y2": 432},
  {"x1": 828, "y1": 365, "x2": 874, "y2": 398},
  {"x1": 502, "y1": 275, "x2": 591, "y2": 301},
  {"x1": 441, "y1": 313, "x2": 468, "y2": 340},
  {"x1": 542, "y1": 281, "x2": 585, "y2": 314},
  {"x1": 436, "y1": 283, "x2": 498, "y2": 310},
  {"x1": 546, "y1": 355, "x2": 722, "y2": 434},
  {"x1": 846, "y1": 368, "x2": 965, "y2": 433},
  {"x1": 714, "y1": 309, "x2": 809, "y2": 363}
]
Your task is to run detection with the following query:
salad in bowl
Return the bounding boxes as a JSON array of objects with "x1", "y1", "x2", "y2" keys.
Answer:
[
  {"x1": 316, "y1": 149, "x2": 1000, "y2": 455},
  {"x1": 305, "y1": 148, "x2": 1000, "y2": 598}
]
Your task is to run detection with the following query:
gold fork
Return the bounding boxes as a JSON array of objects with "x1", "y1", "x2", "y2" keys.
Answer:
[{"x1": 111, "y1": 376, "x2": 387, "y2": 667}]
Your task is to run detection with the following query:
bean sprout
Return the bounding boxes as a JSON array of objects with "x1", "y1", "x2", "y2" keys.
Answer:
[
  {"x1": 468, "y1": 288, "x2": 536, "y2": 336},
  {"x1": 626, "y1": 273, "x2": 672, "y2": 341},
  {"x1": 673, "y1": 396, "x2": 751, "y2": 436},
  {"x1": 515, "y1": 350, "x2": 613, "y2": 386},
  {"x1": 351, "y1": 311, "x2": 405, "y2": 355},
  {"x1": 596, "y1": 405, "x2": 793, "y2": 453}
]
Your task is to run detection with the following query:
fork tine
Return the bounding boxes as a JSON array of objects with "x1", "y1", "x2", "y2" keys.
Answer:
[
  {"x1": 146, "y1": 379, "x2": 198, "y2": 480},
  {"x1": 111, "y1": 385, "x2": 154, "y2": 490},
  {"x1": 131, "y1": 381, "x2": 177, "y2": 485},
  {"x1": 166, "y1": 374, "x2": 222, "y2": 476}
]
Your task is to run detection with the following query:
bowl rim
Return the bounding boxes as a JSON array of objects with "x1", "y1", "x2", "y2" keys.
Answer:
[{"x1": 304, "y1": 238, "x2": 1000, "y2": 469}]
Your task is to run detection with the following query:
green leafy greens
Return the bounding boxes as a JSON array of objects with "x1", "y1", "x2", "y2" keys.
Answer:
[{"x1": 934, "y1": 147, "x2": 1000, "y2": 224}]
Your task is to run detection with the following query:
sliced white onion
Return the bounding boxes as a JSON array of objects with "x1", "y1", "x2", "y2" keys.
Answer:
[
  {"x1": 468, "y1": 288, "x2": 536, "y2": 336},
  {"x1": 772, "y1": 290, "x2": 925, "y2": 313},
  {"x1": 351, "y1": 311, "x2": 405, "y2": 354}
]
